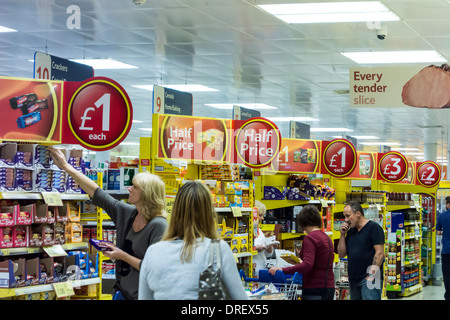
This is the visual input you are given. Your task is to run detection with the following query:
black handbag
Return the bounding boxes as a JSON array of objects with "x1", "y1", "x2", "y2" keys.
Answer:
[{"x1": 198, "y1": 239, "x2": 230, "y2": 300}]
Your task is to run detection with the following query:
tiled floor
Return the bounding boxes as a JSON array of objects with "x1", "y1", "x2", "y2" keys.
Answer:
[{"x1": 399, "y1": 283, "x2": 445, "y2": 300}]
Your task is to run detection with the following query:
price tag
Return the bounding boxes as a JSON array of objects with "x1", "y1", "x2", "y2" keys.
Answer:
[
  {"x1": 41, "y1": 192, "x2": 63, "y2": 206},
  {"x1": 52, "y1": 281, "x2": 75, "y2": 298},
  {"x1": 416, "y1": 161, "x2": 441, "y2": 188},
  {"x1": 320, "y1": 199, "x2": 328, "y2": 207},
  {"x1": 323, "y1": 139, "x2": 357, "y2": 177},
  {"x1": 43, "y1": 245, "x2": 67, "y2": 257},
  {"x1": 378, "y1": 151, "x2": 408, "y2": 183},
  {"x1": 231, "y1": 207, "x2": 242, "y2": 217}
]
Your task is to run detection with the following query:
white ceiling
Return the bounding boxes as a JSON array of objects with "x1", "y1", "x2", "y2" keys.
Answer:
[{"x1": 2, "y1": 0, "x2": 450, "y2": 163}]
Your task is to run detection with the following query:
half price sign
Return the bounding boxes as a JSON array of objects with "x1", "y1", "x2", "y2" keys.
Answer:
[
  {"x1": 378, "y1": 151, "x2": 408, "y2": 183},
  {"x1": 322, "y1": 139, "x2": 357, "y2": 177},
  {"x1": 416, "y1": 161, "x2": 441, "y2": 188}
]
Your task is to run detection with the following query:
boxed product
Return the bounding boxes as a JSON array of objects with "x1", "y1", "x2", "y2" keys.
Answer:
[
  {"x1": 54, "y1": 222, "x2": 65, "y2": 245},
  {"x1": 15, "y1": 144, "x2": 35, "y2": 169},
  {"x1": 16, "y1": 204, "x2": 34, "y2": 225},
  {"x1": 263, "y1": 186, "x2": 287, "y2": 200},
  {"x1": 40, "y1": 257, "x2": 54, "y2": 284},
  {"x1": 65, "y1": 223, "x2": 82, "y2": 243},
  {"x1": 67, "y1": 202, "x2": 80, "y2": 222},
  {"x1": 36, "y1": 169, "x2": 53, "y2": 192},
  {"x1": 13, "y1": 225, "x2": 30, "y2": 248},
  {"x1": 0, "y1": 226, "x2": 14, "y2": 248},
  {"x1": 0, "y1": 205, "x2": 17, "y2": 227},
  {"x1": 0, "y1": 167, "x2": 15, "y2": 191},
  {"x1": 15, "y1": 169, "x2": 34, "y2": 192},
  {"x1": 0, "y1": 143, "x2": 17, "y2": 167},
  {"x1": 52, "y1": 170, "x2": 66, "y2": 193},
  {"x1": 0, "y1": 260, "x2": 17, "y2": 288},
  {"x1": 35, "y1": 145, "x2": 53, "y2": 169},
  {"x1": 55, "y1": 202, "x2": 69, "y2": 222},
  {"x1": 29, "y1": 224, "x2": 54, "y2": 247},
  {"x1": 26, "y1": 257, "x2": 44, "y2": 286},
  {"x1": 33, "y1": 201, "x2": 48, "y2": 223},
  {"x1": 286, "y1": 187, "x2": 310, "y2": 200},
  {"x1": 47, "y1": 206, "x2": 57, "y2": 224}
]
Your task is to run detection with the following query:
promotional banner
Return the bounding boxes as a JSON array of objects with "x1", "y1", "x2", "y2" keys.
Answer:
[
  {"x1": 154, "y1": 113, "x2": 231, "y2": 163},
  {"x1": 62, "y1": 77, "x2": 133, "y2": 151},
  {"x1": 416, "y1": 161, "x2": 441, "y2": 188},
  {"x1": 0, "y1": 76, "x2": 63, "y2": 143},
  {"x1": 349, "y1": 66, "x2": 431, "y2": 108},
  {"x1": 321, "y1": 139, "x2": 357, "y2": 178},
  {"x1": 34, "y1": 52, "x2": 94, "y2": 81},
  {"x1": 268, "y1": 138, "x2": 321, "y2": 174},
  {"x1": 345, "y1": 152, "x2": 377, "y2": 179},
  {"x1": 377, "y1": 151, "x2": 409, "y2": 183}
]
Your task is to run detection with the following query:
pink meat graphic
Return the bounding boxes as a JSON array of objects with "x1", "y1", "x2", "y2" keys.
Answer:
[{"x1": 402, "y1": 64, "x2": 450, "y2": 108}]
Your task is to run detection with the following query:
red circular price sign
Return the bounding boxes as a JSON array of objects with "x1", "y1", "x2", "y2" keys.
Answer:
[
  {"x1": 378, "y1": 151, "x2": 408, "y2": 182},
  {"x1": 323, "y1": 139, "x2": 356, "y2": 177},
  {"x1": 417, "y1": 161, "x2": 441, "y2": 188},
  {"x1": 68, "y1": 77, "x2": 133, "y2": 151},
  {"x1": 235, "y1": 118, "x2": 281, "y2": 168}
]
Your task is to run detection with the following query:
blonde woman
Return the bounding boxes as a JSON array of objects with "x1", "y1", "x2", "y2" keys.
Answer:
[
  {"x1": 49, "y1": 147, "x2": 168, "y2": 300},
  {"x1": 138, "y1": 180, "x2": 248, "y2": 300}
]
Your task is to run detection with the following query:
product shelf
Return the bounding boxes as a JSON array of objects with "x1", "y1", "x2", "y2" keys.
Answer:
[
  {"x1": 262, "y1": 199, "x2": 334, "y2": 210},
  {"x1": 0, "y1": 242, "x2": 88, "y2": 256},
  {"x1": 0, "y1": 277, "x2": 101, "y2": 298},
  {"x1": 0, "y1": 192, "x2": 89, "y2": 201}
]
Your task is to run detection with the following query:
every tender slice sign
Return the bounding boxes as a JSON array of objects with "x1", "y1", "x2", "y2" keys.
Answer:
[{"x1": 402, "y1": 64, "x2": 450, "y2": 109}]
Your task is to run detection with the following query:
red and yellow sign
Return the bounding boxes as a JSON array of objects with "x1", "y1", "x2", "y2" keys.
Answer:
[
  {"x1": 378, "y1": 151, "x2": 408, "y2": 183},
  {"x1": 0, "y1": 76, "x2": 63, "y2": 143},
  {"x1": 322, "y1": 139, "x2": 357, "y2": 177},
  {"x1": 63, "y1": 77, "x2": 133, "y2": 151},
  {"x1": 233, "y1": 117, "x2": 281, "y2": 168},
  {"x1": 155, "y1": 113, "x2": 231, "y2": 163},
  {"x1": 268, "y1": 138, "x2": 321, "y2": 173},
  {"x1": 416, "y1": 161, "x2": 441, "y2": 188}
]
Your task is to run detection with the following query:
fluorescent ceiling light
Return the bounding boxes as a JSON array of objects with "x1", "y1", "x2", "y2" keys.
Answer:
[
  {"x1": 393, "y1": 148, "x2": 420, "y2": 151},
  {"x1": 332, "y1": 135, "x2": 379, "y2": 139},
  {"x1": 402, "y1": 152, "x2": 423, "y2": 156},
  {"x1": 268, "y1": 117, "x2": 318, "y2": 122},
  {"x1": 120, "y1": 142, "x2": 140, "y2": 146},
  {"x1": 133, "y1": 84, "x2": 218, "y2": 92},
  {"x1": 258, "y1": 1, "x2": 400, "y2": 24},
  {"x1": 360, "y1": 142, "x2": 402, "y2": 146},
  {"x1": 132, "y1": 120, "x2": 143, "y2": 123},
  {"x1": 311, "y1": 128, "x2": 353, "y2": 132},
  {"x1": 70, "y1": 58, "x2": 138, "y2": 69},
  {"x1": 0, "y1": 26, "x2": 17, "y2": 32},
  {"x1": 341, "y1": 51, "x2": 446, "y2": 64},
  {"x1": 138, "y1": 128, "x2": 152, "y2": 132},
  {"x1": 205, "y1": 103, "x2": 277, "y2": 110}
]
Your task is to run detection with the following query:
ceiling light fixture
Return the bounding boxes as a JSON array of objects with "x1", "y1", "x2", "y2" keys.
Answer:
[
  {"x1": 133, "y1": 84, "x2": 218, "y2": 92},
  {"x1": 332, "y1": 135, "x2": 380, "y2": 139},
  {"x1": 341, "y1": 50, "x2": 446, "y2": 64},
  {"x1": 360, "y1": 142, "x2": 402, "y2": 146},
  {"x1": 258, "y1": 1, "x2": 400, "y2": 24},
  {"x1": 70, "y1": 58, "x2": 138, "y2": 69},
  {"x1": 205, "y1": 103, "x2": 277, "y2": 110},
  {"x1": 311, "y1": 128, "x2": 353, "y2": 132},
  {"x1": 268, "y1": 117, "x2": 319, "y2": 122},
  {"x1": 0, "y1": 26, "x2": 17, "y2": 32}
]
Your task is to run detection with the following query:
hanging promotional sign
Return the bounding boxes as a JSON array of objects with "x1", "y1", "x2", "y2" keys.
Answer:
[
  {"x1": 377, "y1": 151, "x2": 409, "y2": 183},
  {"x1": 62, "y1": 77, "x2": 133, "y2": 151},
  {"x1": 268, "y1": 138, "x2": 321, "y2": 174},
  {"x1": 0, "y1": 76, "x2": 62, "y2": 143},
  {"x1": 154, "y1": 113, "x2": 231, "y2": 163},
  {"x1": 345, "y1": 152, "x2": 377, "y2": 179},
  {"x1": 416, "y1": 161, "x2": 441, "y2": 188},
  {"x1": 233, "y1": 117, "x2": 281, "y2": 168},
  {"x1": 321, "y1": 139, "x2": 357, "y2": 177}
]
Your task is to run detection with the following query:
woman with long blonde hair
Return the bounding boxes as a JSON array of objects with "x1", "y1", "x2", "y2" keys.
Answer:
[
  {"x1": 138, "y1": 180, "x2": 248, "y2": 300},
  {"x1": 49, "y1": 147, "x2": 168, "y2": 300}
]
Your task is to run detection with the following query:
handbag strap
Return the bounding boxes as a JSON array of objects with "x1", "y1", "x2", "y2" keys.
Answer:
[
  {"x1": 324, "y1": 234, "x2": 332, "y2": 288},
  {"x1": 208, "y1": 239, "x2": 221, "y2": 270}
]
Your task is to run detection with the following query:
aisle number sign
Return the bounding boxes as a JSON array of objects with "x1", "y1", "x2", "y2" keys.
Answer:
[
  {"x1": 322, "y1": 139, "x2": 357, "y2": 177},
  {"x1": 378, "y1": 151, "x2": 408, "y2": 183},
  {"x1": 416, "y1": 161, "x2": 441, "y2": 188}
]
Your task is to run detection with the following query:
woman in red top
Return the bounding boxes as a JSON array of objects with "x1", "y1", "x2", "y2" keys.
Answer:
[{"x1": 269, "y1": 205, "x2": 335, "y2": 300}]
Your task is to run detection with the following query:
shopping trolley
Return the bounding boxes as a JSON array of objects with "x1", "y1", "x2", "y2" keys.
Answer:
[{"x1": 240, "y1": 269, "x2": 302, "y2": 300}]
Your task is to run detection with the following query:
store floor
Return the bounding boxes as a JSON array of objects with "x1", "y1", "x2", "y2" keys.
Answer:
[{"x1": 398, "y1": 284, "x2": 445, "y2": 300}]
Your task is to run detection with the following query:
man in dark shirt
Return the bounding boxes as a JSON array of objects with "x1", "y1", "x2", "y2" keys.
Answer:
[
  {"x1": 437, "y1": 196, "x2": 450, "y2": 300},
  {"x1": 338, "y1": 201, "x2": 385, "y2": 300}
]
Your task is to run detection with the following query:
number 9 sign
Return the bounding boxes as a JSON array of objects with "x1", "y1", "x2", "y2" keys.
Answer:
[
  {"x1": 417, "y1": 161, "x2": 441, "y2": 188},
  {"x1": 378, "y1": 151, "x2": 408, "y2": 183},
  {"x1": 323, "y1": 139, "x2": 357, "y2": 177}
]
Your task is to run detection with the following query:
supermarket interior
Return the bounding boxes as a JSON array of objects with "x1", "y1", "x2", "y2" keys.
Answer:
[{"x1": 2, "y1": 0, "x2": 450, "y2": 303}]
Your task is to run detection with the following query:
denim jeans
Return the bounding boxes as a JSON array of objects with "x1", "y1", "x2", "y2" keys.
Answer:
[
  {"x1": 442, "y1": 254, "x2": 450, "y2": 300},
  {"x1": 349, "y1": 278, "x2": 382, "y2": 300}
]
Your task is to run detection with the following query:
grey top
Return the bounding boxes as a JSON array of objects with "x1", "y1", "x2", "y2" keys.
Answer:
[
  {"x1": 138, "y1": 238, "x2": 249, "y2": 300},
  {"x1": 92, "y1": 187, "x2": 168, "y2": 299}
]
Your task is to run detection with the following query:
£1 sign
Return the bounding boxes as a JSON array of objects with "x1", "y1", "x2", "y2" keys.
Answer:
[
  {"x1": 378, "y1": 151, "x2": 408, "y2": 183},
  {"x1": 322, "y1": 139, "x2": 357, "y2": 177},
  {"x1": 66, "y1": 77, "x2": 133, "y2": 151},
  {"x1": 417, "y1": 161, "x2": 441, "y2": 188}
]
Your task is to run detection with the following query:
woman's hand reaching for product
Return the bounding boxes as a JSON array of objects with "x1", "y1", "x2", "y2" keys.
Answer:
[
  {"x1": 269, "y1": 267, "x2": 283, "y2": 275},
  {"x1": 48, "y1": 147, "x2": 69, "y2": 170}
]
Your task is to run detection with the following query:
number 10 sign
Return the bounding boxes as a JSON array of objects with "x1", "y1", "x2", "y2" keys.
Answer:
[{"x1": 322, "y1": 139, "x2": 357, "y2": 177}]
